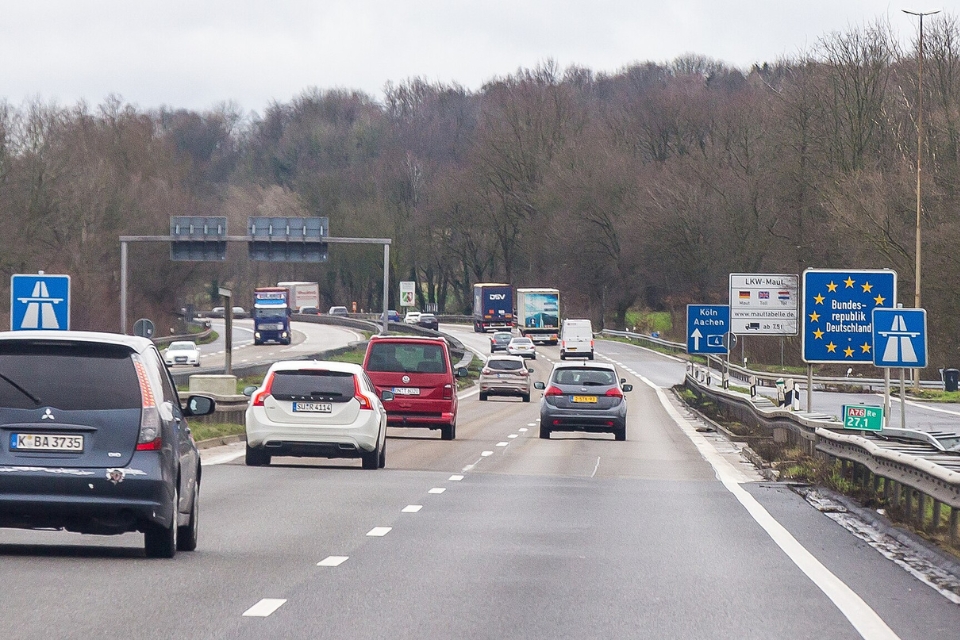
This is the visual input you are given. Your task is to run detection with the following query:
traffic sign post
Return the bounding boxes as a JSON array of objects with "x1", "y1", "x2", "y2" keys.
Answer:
[
  {"x1": 686, "y1": 305, "x2": 730, "y2": 354},
  {"x1": 842, "y1": 405, "x2": 884, "y2": 432},
  {"x1": 11, "y1": 274, "x2": 71, "y2": 331}
]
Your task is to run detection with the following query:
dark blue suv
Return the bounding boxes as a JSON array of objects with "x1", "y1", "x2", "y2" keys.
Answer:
[{"x1": 0, "y1": 332, "x2": 215, "y2": 557}]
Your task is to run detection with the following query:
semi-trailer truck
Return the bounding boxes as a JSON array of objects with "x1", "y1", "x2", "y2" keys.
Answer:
[
  {"x1": 253, "y1": 287, "x2": 291, "y2": 345},
  {"x1": 516, "y1": 288, "x2": 560, "y2": 344},
  {"x1": 472, "y1": 283, "x2": 514, "y2": 332},
  {"x1": 277, "y1": 281, "x2": 320, "y2": 312}
]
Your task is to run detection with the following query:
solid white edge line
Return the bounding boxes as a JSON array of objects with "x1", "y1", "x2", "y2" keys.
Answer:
[
  {"x1": 639, "y1": 371, "x2": 899, "y2": 640},
  {"x1": 242, "y1": 598, "x2": 287, "y2": 617},
  {"x1": 590, "y1": 456, "x2": 600, "y2": 478},
  {"x1": 203, "y1": 448, "x2": 246, "y2": 466},
  {"x1": 317, "y1": 556, "x2": 349, "y2": 567}
]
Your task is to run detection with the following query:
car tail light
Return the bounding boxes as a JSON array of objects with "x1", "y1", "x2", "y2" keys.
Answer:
[
  {"x1": 519, "y1": 369, "x2": 529, "y2": 376},
  {"x1": 353, "y1": 376, "x2": 373, "y2": 410},
  {"x1": 605, "y1": 387, "x2": 624, "y2": 399},
  {"x1": 251, "y1": 372, "x2": 275, "y2": 407},
  {"x1": 544, "y1": 385, "x2": 563, "y2": 397},
  {"x1": 132, "y1": 357, "x2": 162, "y2": 451},
  {"x1": 443, "y1": 383, "x2": 453, "y2": 400},
  {"x1": 481, "y1": 367, "x2": 493, "y2": 375},
  {"x1": 590, "y1": 340, "x2": 595, "y2": 349}
]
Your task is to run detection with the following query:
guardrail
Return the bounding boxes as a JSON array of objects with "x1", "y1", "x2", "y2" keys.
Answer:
[
  {"x1": 684, "y1": 365, "x2": 960, "y2": 545},
  {"x1": 601, "y1": 329, "x2": 945, "y2": 391}
]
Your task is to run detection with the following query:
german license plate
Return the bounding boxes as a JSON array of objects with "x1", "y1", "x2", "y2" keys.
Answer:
[
  {"x1": 392, "y1": 387, "x2": 421, "y2": 395},
  {"x1": 11, "y1": 433, "x2": 84, "y2": 452},
  {"x1": 572, "y1": 395, "x2": 597, "y2": 403},
  {"x1": 292, "y1": 402, "x2": 332, "y2": 413}
]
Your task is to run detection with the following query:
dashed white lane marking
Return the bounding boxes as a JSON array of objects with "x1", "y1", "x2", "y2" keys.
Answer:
[
  {"x1": 640, "y1": 371, "x2": 899, "y2": 640},
  {"x1": 481, "y1": 451, "x2": 493, "y2": 457},
  {"x1": 496, "y1": 442, "x2": 509, "y2": 447},
  {"x1": 519, "y1": 428, "x2": 528, "y2": 432},
  {"x1": 242, "y1": 599, "x2": 286, "y2": 617},
  {"x1": 402, "y1": 505, "x2": 423, "y2": 513},
  {"x1": 317, "y1": 556, "x2": 349, "y2": 567},
  {"x1": 508, "y1": 434, "x2": 518, "y2": 439},
  {"x1": 591, "y1": 457, "x2": 601, "y2": 478},
  {"x1": 449, "y1": 475, "x2": 464, "y2": 481},
  {"x1": 428, "y1": 488, "x2": 446, "y2": 494},
  {"x1": 527, "y1": 423, "x2": 536, "y2": 427},
  {"x1": 462, "y1": 464, "x2": 476, "y2": 472},
  {"x1": 366, "y1": 527, "x2": 392, "y2": 537}
]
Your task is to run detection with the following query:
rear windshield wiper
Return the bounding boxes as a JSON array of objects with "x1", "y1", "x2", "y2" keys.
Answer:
[{"x1": 0, "y1": 372, "x2": 42, "y2": 406}]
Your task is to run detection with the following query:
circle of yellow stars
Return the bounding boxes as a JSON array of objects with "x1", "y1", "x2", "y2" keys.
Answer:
[{"x1": 808, "y1": 276, "x2": 886, "y2": 358}]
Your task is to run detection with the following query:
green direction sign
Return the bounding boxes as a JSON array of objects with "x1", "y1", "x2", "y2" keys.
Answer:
[{"x1": 841, "y1": 405, "x2": 883, "y2": 432}]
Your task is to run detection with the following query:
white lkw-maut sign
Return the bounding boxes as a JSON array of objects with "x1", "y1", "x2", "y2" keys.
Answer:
[{"x1": 728, "y1": 273, "x2": 799, "y2": 335}]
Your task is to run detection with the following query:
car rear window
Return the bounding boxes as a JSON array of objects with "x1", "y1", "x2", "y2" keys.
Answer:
[
  {"x1": 366, "y1": 342, "x2": 448, "y2": 374},
  {"x1": 553, "y1": 368, "x2": 616, "y2": 386},
  {"x1": 487, "y1": 359, "x2": 523, "y2": 371},
  {"x1": 271, "y1": 370, "x2": 356, "y2": 402},
  {"x1": 0, "y1": 342, "x2": 141, "y2": 410}
]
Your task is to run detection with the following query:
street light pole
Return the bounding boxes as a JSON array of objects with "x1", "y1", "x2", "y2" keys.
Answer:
[{"x1": 903, "y1": 8, "x2": 939, "y2": 390}]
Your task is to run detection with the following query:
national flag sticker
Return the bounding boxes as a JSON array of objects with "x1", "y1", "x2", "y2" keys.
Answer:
[
  {"x1": 738, "y1": 291, "x2": 750, "y2": 299},
  {"x1": 758, "y1": 291, "x2": 770, "y2": 299}
]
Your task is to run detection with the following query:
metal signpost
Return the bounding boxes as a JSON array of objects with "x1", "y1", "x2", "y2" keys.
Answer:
[
  {"x1": 11, "y1": 273, "x2": 71, "y2": 331},
  {"x1": 801, "y1": 269, "x2": 897, "y2": 412},
  {"x1": 219, "y1": 288, "x2": 233, "y2": 375},
  {"x1": 873, "y1": 307, "x2": 927, "y2": 430}
]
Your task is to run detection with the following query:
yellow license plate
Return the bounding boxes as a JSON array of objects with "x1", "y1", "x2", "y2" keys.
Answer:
[{"x1": 572, "y1": 395, "x2": 597, "y2": 403}]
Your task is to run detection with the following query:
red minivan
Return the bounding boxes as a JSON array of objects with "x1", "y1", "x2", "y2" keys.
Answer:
[{"x1": 362, "y1": 335, "x2": 466, "y2": 440}]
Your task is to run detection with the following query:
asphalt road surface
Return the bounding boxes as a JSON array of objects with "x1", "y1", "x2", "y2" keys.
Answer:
[{"x1": 2, "y1": 327, "x2": 960, "y2": 638}]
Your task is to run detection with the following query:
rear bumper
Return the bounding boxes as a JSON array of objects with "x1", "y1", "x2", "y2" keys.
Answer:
[
  {"x1": 540, "y1": 406, "x2": 626, "y2": 432},
  {"x1": 385, "y1": 411, "x2": 456, "y2": 429},
  {"x1": 246, "y1": 414, "x2": 380, "y2": 453},
  {"x1": 480, "y1": 380, "x2": 530, "y2": 395}
]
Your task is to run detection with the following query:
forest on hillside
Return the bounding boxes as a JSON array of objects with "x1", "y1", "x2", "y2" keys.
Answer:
[{"x1": 2, "y1": 16, "x2": 960, "y2": 371}]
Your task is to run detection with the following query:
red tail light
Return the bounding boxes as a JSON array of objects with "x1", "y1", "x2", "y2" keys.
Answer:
[
  {"x1": 481, "y1": 367, "x2": 493, "y2": 375},
  {"x1": 252, "y1": 372, "x2": 275, "y2": 407},
  {"x1": 605, "y1": 387, "x2": 623, "y2": 399},
  {"x1": 136, "y1": 439, "x2": 163, "y2": 451},
  {"x1": 133, "y1": 357, "x2": 163, "y2": 451},
  {"x1": 519, "y1": 369, "x2": 529, "y2": 376},
  {"x1": 443, "y1": 383, "x2": 453, "y2": 400},
  {"x1": 545, "y1": 385, "x2": 564, "y2": 397},
  {"x1": 353, "y1": 376, "x2": 373, "y2": 410}
]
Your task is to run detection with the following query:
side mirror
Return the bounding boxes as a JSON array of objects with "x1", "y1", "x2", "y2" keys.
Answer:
[
  {"x1": 620, "y1": 378, "x2": 627, "y2": 384},
  {"x1": 381, "y1": 390, "x2": 395, "y2": 402},
  {"x1": 456, "y1": 367, "x2": 469, "y2": 378},
  {"x1": 534, "y1": 381, "x2": 545, "y2": 390},
  {"x1": 184, "y1": 395, "x2": 216, "y2": 417},
  {"x1": 622, "y1": 384, "x2": 633, "y2": 393},
  {"x1": 242, "y1": 385, "x2": 257, "y2": 397}
]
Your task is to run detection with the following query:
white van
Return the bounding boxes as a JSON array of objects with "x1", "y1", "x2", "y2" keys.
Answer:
[{"x1": 560, "y1": 319, "x2": 594, "y2": 360}]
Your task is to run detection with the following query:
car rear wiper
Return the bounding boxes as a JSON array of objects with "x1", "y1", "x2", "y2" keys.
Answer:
[{"x1": 0, "y1": 372, "x2": 42, "y2": 406}]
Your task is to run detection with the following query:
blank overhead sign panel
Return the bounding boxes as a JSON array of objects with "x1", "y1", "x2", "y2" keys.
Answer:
[
  {"x1": 248, "y1": 217, "x2": 329, "y2": 262},
  {"x1": 170, "y1": 216, "x2": 227, "y2": 261},
  {"x1": 728, "y1": 273, "x2": 798, "y2": 335}
]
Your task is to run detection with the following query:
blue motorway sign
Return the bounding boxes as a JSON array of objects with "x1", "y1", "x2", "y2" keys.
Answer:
[
  {"x1": 10, "y1": 274, "x2": 71, "y2": 331},
  {"x1": 872, "y1": 308, "x2": 927, "y2": 368},
  {"x1": 687, "y1": 304, "x2": 729, "y2": 354},
  {"x1": 802, "y1": 269, "x2": 896, "y2": 364}
]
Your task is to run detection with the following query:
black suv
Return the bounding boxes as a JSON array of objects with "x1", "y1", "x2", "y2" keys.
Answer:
[{"x1": 0, "y1": 331, "x2": 215, "y2": 557}]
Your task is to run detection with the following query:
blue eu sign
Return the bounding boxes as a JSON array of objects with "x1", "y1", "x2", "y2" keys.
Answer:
[
  {"x1": 10, "y1": 274, "x2": 71, "y2": 331},
  {"x1": 801, "y1": 269, "x2": 896, "y2": 364}
]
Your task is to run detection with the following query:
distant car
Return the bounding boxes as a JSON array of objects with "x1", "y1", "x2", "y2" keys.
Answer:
[
  {"x1": 0, "y1": 331, "x2": 216, "y2": 557},
  {"x1": 381, "y1": 309, "x2": 401, "y2": 323},
  {"x1": 209, "y1": 307, "x2": 225, "y2": 318},
  {"x1": 243, "y1": 361, "x2": 389, "y2": 469},
  {"x1": 163, "y1": 340, "x2": 201, "y2": 367},
  {"x1": 417, "y1": 313, "x2": 439, "y2": 331},
  {"x1": 479, "y1": 355, "x2": 533, "y2": 402},
  {"x1": 534, "y1": 361, "x2": 632, "y2": 440},
  {"x1": 506, "y1": 336, "x2": 536, "y2": 359},
  {"x1": 489, "y1": 331, "x2": 513, "y2": 353},
  {"x1": 403, "y1": 311, "x2": 421, "y2": 324},
  {"x1": 298, "y1": 306, "x2": 320, "y2": 315},
  {"x1": 328, "y1": 306, "x2": 349, "y2": 316},
  {"x1": 231, "y1": 306, "x2": 248, "y2": 319}
]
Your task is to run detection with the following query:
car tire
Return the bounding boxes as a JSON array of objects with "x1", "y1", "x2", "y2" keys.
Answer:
[
  {"x1": 194, "y1": 362, "x2": 200, "y2": 367},
  {"x1": 378, "y1": 436, "x2": 386, "y2": 468},
  {"x1": 479, "y1": 392, "x2": 488, "y2": 401},
  {"x1": 441, "y1": 421, "x2": 456, "y2": 440},
  {"x1": 589, "y1": 353, "x2": 595, "y2": 361},
  {"x1": 144, "y1": 485, "x2": 178, "y2": 558},
  {"x1": 361, "y1": 443, "x2": 380, "y2": 470},
  {"x1": 539, "y1": 424, "x2": 550, "y2": 439},
  {"x1": 245, "y1": 444, "x2": 271, "y2": 466},
  {"x1": 614, "y1": 424, "x2": 627, "y2": 441},
  {"x1": 560, "y1": 354, "x2": 565, "y2": 360},
  {"x1": 522, "y1": 393, "x2": 530, "y2": 403},
  {"x1": 177, "y1": 478, "x2": 199, "y2": 552}
]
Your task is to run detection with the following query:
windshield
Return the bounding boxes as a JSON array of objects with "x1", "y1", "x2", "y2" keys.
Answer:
[
  {"x1": 255, "y1": 307, "x2": 287, "y2": 321},
  {"x1": 168, "y1": 342, "x2": 196, "y2": 351}
]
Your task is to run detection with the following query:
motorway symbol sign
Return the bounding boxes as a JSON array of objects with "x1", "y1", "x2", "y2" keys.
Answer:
[
  {"x1": 842, "y1": 405, "x2": 884, "y2": 431},
  {"x1": 11, "y1": 274, "x2": 70, "y2": 331},
  {"x1": 687, "y1": 305, "x2": 729, "y2": 354},
  {"x1": 729, "y1": 273, "x2": 799, "y2": 335},
  {"x1": 872, "y1": 308, "x2": 927, "y2": 368},
  {"x1": 801, "y1": 269, "x2": 896, "y2": 364}
]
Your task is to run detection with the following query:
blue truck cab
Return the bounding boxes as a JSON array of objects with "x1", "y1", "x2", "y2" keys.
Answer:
[{"x1": 253, "y1": 287, "x2": 291, "y2": 345}]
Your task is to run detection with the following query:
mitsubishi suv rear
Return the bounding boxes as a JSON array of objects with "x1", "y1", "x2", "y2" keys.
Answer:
[
  {"x1": 362, "y1": 335, "x2": 466, "y2": 440},
  {"x1": 0, "y1": 331, "x2": 215, "y2": 557}
]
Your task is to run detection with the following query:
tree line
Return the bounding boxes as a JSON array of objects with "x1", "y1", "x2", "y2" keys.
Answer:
[{"x1": 1, "y1": 15, "x2": 959, "y2": 372}]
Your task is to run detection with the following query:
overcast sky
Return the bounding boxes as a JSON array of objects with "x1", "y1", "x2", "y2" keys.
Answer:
[{"x1": 0, "y1": 1, "x2": 949, "y2": 113}]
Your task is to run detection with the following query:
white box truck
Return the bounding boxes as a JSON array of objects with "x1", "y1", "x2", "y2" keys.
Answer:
[{"x1": 516, "y1": 288, "x2": 560, "y2": 345}]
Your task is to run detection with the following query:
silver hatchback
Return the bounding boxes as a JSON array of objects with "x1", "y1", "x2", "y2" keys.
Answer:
[
  {"x1": 534, "y1": 362, "x2": 632, "y2": 440},
  {"x1": 479, "y1": 355, "x2": 533, "y2": 402}
]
